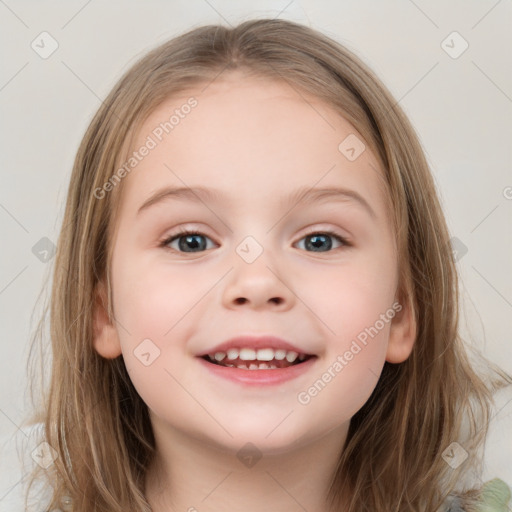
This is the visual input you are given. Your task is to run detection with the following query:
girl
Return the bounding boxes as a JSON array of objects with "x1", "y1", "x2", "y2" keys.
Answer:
[{"x1": 24, "y1": 18, "x2": 512, "y2": 512}]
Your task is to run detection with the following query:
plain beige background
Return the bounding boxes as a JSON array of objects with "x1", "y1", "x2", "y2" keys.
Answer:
[{"x1": 0, "y1": 1, "x2": 511, "y2": 509}]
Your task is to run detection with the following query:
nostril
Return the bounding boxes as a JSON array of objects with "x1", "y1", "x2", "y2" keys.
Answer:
[{"x1": 233, "y1": 297, "x2": 284, "y2": 305}]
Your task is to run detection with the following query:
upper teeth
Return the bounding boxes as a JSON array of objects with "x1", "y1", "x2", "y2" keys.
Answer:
[{"x1": 211, "y1": 348, "x2": 305, "y2": 363}]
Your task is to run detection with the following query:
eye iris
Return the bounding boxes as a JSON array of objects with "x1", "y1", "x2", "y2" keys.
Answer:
[
  {"x1": 306, "y1": 234, "x2": 332, "y2": 252},
  {"x1": 179, "y1": 234, "x2": 206, "y2": 252},
  {"x1": 171, "y1": 232, "x2": 339, "y2": 253}
]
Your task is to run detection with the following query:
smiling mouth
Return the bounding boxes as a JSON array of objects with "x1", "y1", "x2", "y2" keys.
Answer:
[{"x1": 202, "y1": 352, "x2": 316, "y2": 370}]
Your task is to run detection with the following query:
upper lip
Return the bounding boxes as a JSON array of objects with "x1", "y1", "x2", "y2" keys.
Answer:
[{"x1": 196, "y1": 335, "x2": 313, "y2": 357}]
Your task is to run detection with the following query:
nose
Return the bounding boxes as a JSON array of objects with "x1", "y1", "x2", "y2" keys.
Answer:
[{"x1": 221, "y1": 251, "x2": 296, "y2": 311}]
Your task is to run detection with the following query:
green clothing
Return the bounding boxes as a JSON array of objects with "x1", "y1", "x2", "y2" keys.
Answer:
[{"x1": 447, "y1": 479, "x2": 511, "y2": 511}]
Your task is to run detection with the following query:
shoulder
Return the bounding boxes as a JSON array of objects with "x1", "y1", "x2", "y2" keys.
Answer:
[
  {"x1": 476, "y1": 478, "x2": 511, "y2": 511},
  {"x1": 478, "y1": 383, "x2": 512, "y2": 510},
  {"x1": 448, "y1": 383, "x2": 512, "y2": 511},
  {"x1": 446, "y1": 479, "x2": 511, "y2": 511},
  {"x1": 482, "y1": 384, "x2": 512, "y2": 484}
]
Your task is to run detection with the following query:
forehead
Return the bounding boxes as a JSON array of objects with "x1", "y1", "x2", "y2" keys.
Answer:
[{"x1": 117, "y1": 73, "x2": 389, "y2": 222}]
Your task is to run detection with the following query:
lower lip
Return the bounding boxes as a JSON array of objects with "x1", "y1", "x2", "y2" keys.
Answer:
[{"x1": 197, "y1": 356, "x2": 318, "y2": 386}]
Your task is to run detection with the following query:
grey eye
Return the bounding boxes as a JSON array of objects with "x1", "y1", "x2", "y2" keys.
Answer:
[
  {"x1": 295, "y1": 232, "x2": 345, "y2": 252},
  {"x1": 166, "y1": 232, "x2": 215, "y2": 253}
]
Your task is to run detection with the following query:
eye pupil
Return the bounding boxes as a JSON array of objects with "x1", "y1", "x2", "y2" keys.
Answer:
[
  {"x1": 167, "y1": 231, "x2": 343, "y2": 254},
  {"x1": 179, "y1": 234, "x2": 206, "y2": 252},
  {"x1": 306, "y1": 234, "x2": 333, "y2": 252}
]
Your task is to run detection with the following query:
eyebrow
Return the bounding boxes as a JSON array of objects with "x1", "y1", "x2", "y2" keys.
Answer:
[{"x1": 137, "y1": 185, "x2": 376, "y2": 219}]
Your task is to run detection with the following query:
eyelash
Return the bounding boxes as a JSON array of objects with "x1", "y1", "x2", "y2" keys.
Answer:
[{"x1": 159, "y1": 228, "x2": 350, "y2": 253}]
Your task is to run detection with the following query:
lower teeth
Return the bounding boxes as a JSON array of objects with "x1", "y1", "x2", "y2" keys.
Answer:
[
  {"x1": 204, "y1": 355, "x2": 309, "y2": 370},
  {"x1": 225, "y1": 362, "x2": 278, "y2": 370},
  {"x1": 215, "y1": 360, "x2": 303, "y2": 370}
]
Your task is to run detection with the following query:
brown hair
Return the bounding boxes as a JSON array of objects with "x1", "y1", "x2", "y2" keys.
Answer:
[{"x1": 24, "y1": 18, "x2": 511, "y2": 511}]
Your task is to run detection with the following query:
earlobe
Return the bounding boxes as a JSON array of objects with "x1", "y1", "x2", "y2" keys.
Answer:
[
  {"x1": 92, "y1": 280, "x2": 122, "y2": 359},
  {"x1": 385, "y1": 293, "x2": 417, "y2": 364}
]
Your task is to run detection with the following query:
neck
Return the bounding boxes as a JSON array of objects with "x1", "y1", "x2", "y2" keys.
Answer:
[{"x1": 145, "y1": 417, "x2": 348, "y2": 512}]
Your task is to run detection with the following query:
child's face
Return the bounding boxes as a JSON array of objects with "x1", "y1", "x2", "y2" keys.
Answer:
[{"x1": 95, "y1": 72, "x2": 415, "y2": 453}]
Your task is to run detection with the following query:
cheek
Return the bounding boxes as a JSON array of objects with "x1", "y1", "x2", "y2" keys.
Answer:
[
  {"x1": 293, "y1": 254, "x2": 396, "y2": 417},
  {"x1": 297, "y1": 250, "x2": 398, "y2": 339},
  {"x1": 109, "y1": 234, "x2": 398, "y2": 438},
  {"x1": 112, "y1": 253, "x2": 215, "y2": 339},
  {"x1": 110, "y1": 255, "x2": 218, "y2": 412},
  {"x1": 295, "y1": 282, "x2": 394, "y2": 429}
]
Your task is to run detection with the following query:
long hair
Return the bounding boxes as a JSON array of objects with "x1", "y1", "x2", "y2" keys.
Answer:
[{"x1": 24, "y1": 18, "x2": 511, "y2": 511}]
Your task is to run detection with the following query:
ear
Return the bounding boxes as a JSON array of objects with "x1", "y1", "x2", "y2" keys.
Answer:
[
  {"x1": 92, "y1": 279, "x2": 122, "y2": 359},
  {"x1": 385, "y1": 291, "x2": 417, "y2": 364}
]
